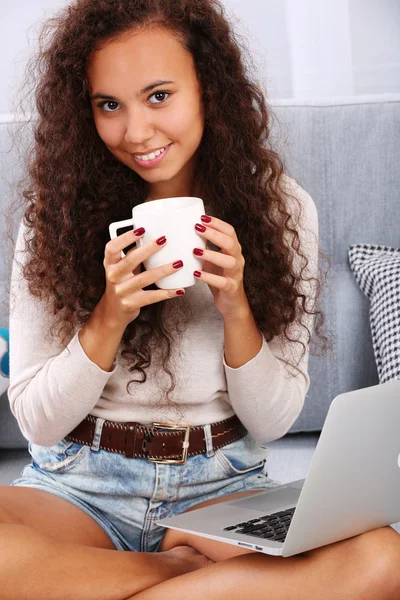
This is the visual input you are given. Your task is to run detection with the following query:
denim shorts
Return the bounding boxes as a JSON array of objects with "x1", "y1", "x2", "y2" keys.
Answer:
[{"x1": 10, "y1": 417, "x2": 281, "y2": 552}]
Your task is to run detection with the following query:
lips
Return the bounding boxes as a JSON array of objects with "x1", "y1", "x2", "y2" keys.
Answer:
[
  {"x1": 134, "y1": 143, "x2": 171, "y2": 158},
  {"x1": 130, "y1": 143, "x2": 172, "y2": 168}
]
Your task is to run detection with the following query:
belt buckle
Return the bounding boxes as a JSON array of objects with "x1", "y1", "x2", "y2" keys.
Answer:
[{"x1": 147, "y1": 422, "x2": 190, "y2": 464}]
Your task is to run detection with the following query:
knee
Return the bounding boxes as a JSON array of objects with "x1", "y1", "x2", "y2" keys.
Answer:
[
  {"x1": 0, "y1": 506, "x2": 16, "y2": 525},
  {"x1": 352, "y1": 527, "x2": 400, "y2": 600}
]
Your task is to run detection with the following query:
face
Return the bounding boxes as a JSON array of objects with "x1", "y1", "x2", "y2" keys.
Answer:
[{"x1": 87, "y1": 27, "x2": 205, "y2": 201}]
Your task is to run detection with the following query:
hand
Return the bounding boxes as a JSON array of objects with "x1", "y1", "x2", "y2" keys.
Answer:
[
  {"x1": 193, "y1": 215, "x2": 250, "y2": 319},
  {"x1": 100, "y1": 229, "x2": 185, "y2": 331}
]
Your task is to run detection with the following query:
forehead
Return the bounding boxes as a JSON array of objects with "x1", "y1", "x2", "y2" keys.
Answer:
[{"x1": 87, "y1": 27, "x2": 196, "y2": 88}]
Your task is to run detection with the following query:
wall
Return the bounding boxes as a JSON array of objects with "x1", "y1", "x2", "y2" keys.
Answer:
[{"x1": 1, "y1": 0, "x2": 400, "y2": 118}]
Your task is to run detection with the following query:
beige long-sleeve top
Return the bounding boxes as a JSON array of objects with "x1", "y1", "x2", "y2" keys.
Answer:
[{"x1": 8, "y1": 176, "x2": 318, "y2": 447}]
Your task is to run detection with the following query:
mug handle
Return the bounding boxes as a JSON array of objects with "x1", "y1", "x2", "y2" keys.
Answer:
[{"x1": 109, "y1": 217, "x2": 135, "y2": 257}]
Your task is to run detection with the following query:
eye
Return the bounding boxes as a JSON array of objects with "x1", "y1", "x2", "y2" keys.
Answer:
[
  {"x1": 98, "y1": 101, "x2": 120, "y2": 113},
  {"x1": 148, "y1": 91, "x2": 171, "y2": 104}
]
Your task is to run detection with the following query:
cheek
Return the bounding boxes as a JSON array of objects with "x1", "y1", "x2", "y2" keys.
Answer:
[
  {"x1": 170, "y1": 104, "x2": 204, "y2": 148},
  {"x1": 95, "y1": 118, "x2": 124, "y2": 149}
]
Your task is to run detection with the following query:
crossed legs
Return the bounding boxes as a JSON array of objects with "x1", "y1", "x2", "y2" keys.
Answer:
[
  {"x1": 130, "y1": 525, "x2": 400, "y2": 600},
  {"x1": 129, "y1": 489, "x2": 400, "y2": 600}
]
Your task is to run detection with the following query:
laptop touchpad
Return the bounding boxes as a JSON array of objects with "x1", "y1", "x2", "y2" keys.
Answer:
[{"x1": 230, "y1": 486, "x2": 301, "y2": 512}]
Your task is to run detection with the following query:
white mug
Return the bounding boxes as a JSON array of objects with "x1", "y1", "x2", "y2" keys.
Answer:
[{"x1": 109, "y1": 197, "x2": 206, "y2": 289}]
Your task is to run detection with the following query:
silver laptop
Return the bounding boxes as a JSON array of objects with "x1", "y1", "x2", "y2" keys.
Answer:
[{"x1": 157, "y1": 380, "x2": 400, "y2": 557}]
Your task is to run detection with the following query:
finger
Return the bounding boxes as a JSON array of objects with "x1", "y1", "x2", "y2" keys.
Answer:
[
  {"x1": 104, "y1": 227, "x2": 146, "y2": 266},
  {"x1": 195, "y1": 223, "x2": 240, "y2": 256},
  {"x1": 194, "y1": 270, "x2": 236, "y2": 292},
  {"x1": 193, "y1": 248, "x2": 238, "y2": 271},
  {"x1": 200, "y1": 215, "x2": 237, "y2": 238},
  {"x1": 125, "y1": 287, "x2": 186, "y2": 311},
  {"x1": 115, "y1": 260, "x2": 184, "y2": 294},
  {"x1": 108, "y1": 236, "x2": 168, "y2": 282}
]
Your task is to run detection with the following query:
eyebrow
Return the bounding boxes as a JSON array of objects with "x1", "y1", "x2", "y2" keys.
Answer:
[{"x1": 90, "y1": 80, "x2": 176, "y2": 101}]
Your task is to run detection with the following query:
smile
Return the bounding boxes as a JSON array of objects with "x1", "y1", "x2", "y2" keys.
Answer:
[{"x1": 131, "y1": 143, "x2": 172, "y2": 167}]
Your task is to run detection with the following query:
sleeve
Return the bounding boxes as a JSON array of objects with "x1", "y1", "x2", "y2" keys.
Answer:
[
  {"x1": 8, "y1": 221, "x2": 117, "y2": 446},
  {"x1": 222, "y1": 176, "x2": 319, "y2": 444}
]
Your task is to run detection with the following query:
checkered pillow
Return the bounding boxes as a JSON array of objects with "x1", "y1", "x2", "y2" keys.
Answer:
[{"x1": 348, "y1": 244, "x2": 400, "y2": 382}]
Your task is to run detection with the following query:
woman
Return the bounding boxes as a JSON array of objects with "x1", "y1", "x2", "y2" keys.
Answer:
[{"x1": 3, "y1": 0, "x2": 400, "y2": 598}]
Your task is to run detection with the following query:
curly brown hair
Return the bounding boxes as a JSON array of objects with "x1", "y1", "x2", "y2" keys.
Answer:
[{"x1": 9, "y1": 0, "x2": 327, "y2": 405}]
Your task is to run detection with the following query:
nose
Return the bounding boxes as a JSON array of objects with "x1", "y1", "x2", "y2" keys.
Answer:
[{"x1": 124, "y1": 106, "x2": 155, "y2": 146}]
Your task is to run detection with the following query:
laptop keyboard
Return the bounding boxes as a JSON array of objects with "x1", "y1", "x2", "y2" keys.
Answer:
[{"x1": 223, "y1": 507, "x2": 296, "y2": 543}]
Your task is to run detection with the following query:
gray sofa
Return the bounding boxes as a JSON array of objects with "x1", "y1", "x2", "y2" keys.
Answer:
[{"x1": 1, "y1": 95, "x2": 399, "y2": 508}]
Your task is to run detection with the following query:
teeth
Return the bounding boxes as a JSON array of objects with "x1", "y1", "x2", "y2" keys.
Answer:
[{"x1": 134, "y1": 146, "x2": 166, "y2": 161}]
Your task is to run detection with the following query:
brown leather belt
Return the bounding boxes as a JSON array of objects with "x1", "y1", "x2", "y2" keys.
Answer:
[{"x1": 65, "y1": 414, "x2": 247, "y2": 464}]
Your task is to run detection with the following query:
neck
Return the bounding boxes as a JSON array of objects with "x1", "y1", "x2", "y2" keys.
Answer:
[
  {"x1": 146, "y1": 184, "x2": 203, "y2": 202},
  {"x1": 146, "y1": 154, "x2": 202, "y2": 202}
]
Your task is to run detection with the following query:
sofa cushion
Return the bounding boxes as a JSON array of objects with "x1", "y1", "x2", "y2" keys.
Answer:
[
  {"x1": 348, "y1": 244, "x2": 400, "y2": 382},
  {"x1": 272, "y1": 95, "x2": 400, "y2": 432},
  {"x1": 0, "y1": 390, "x2": 27, "y2": 448},
  {"x1": 2, "y1": 96, "x2": 400, "y2": 446}
]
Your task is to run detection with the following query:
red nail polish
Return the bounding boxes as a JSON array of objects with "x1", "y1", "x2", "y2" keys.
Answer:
[
  {"x1": 134, "y1": 227, "x2": 145, "y2": 236},
  {"x1": 176, "y1": 289, "x2": 185, "y2": 296},
  {"x1": 193, "y1": 248, "x2": 204, "y2": 257},
  {"x1": 156, "y1": 236, "x2": 167, "y2": 246},
  {"x1": 195, "y1": 223, "x2": 207, "y2": 233},
  {"x1": 201, "y1": 215, "x2": 212, "y2": 223},
  {"x1": 193, "y1": 271, "x2": 201, "y2": 278},
  {"x1": 173, "y1": 260, "x2": 184, "y2": 269}
]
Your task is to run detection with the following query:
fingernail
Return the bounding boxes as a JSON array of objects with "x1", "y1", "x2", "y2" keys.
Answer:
[
  {"x1": 194, "y1": 271, "x2": 201, "y2": 278},
  {"x1": 193, "y1": 248, "x2": 204, "y2": 257},
  {"x1": 201, "y1": 215, "x2": 212, "y2": 223},
  {"x1": 134, "y1": 227, "x2": 145, "y2": 236},
  {"x1": 173, "y1": 260, "x2": 184, "y2": 269},
  {"x1": 176, "y1": 289, "x2": 185, "y2": 296},
  {"x1": 156, "y1": 236, "x2": 167, "y2": 245},
  {"x1": 195, "y1": 223, "x2": 207, "y2": 233}
]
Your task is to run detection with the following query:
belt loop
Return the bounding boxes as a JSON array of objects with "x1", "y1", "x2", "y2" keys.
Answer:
[
  {"x1": 91, "y1": 417, "x2": 105, "y2": 452},
  {"x1": 203, "y1": 424, "x2": 215, "y2": 457}
]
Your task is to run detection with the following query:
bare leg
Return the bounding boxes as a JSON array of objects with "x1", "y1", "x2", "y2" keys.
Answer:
[
  {"x1": 0, "y1": 524, "x2": 211, "y2": 600},
  {"x1": 129, "y1": 527, "x2": 400, "y2": 600}
]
